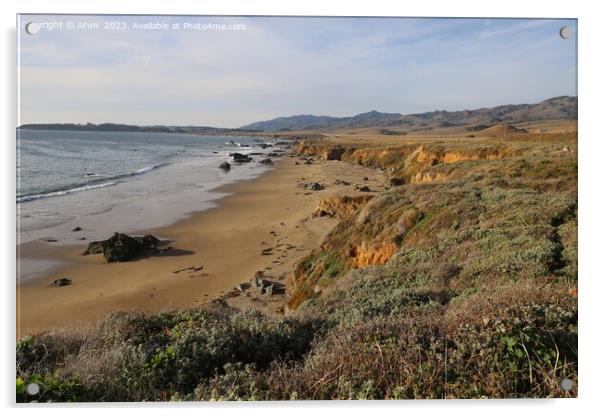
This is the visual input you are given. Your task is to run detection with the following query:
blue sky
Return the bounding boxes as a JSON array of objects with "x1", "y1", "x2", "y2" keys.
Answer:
[{"x1": 18, "y1": 16, "x2": 577, "y2": 127}]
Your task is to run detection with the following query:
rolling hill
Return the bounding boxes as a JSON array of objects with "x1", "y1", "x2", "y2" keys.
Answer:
[{"x1": 240, "y1": 96, "x2": 577, "y2": 131}]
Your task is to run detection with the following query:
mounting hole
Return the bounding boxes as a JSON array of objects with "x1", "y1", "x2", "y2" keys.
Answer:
[
  {"x1": 559, "y1": 26, "x2": 572, "y2": 40},
  {"x1": 26, "y1": 382, "x2": 40, "y2": 396},
  {"x1": 25, "y1": 22, "x2": 41, "y2": 35},
  {"x1": 560, "y1": 378, "x2": 573, "y2": 391}
]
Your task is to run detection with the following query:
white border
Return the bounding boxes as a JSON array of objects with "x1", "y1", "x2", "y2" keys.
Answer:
[{"x1": 2, "y1": 1, "x2": 601, "y2": 415}]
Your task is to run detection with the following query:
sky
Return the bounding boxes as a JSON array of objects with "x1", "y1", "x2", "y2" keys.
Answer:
[{"x1": 18, "y1": 15, "x2": 577, "y2": 128}]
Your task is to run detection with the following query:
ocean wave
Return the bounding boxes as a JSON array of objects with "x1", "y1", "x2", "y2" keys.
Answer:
[
  {"x1": 17, "y1": 163, "x2": 168, "y2": 203},
  {"x1": 17, "y1": 181, "x2": 119, "y2": 203},
  {"x1": 134, "y1": 164, "x2": 161, "y2": 174},
  {"x1": 224, "y1": 140, "x2": 250, "y2": 148},
  {"x1": 81, "y1": 163, "x2": 167, "y2": 182}
]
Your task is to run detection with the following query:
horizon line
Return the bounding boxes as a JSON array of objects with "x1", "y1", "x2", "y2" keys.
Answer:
[{"x1": 18, "y1": 94, "x2": 577, "y2": 130}]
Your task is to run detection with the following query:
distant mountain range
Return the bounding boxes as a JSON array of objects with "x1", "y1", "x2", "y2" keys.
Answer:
[
  {"x1": 16, "y1": 123, "x2": 257, "y2": 135},
  {"x1": 19, "y1": 96, "x2": 576, "y2": 134},
  {"x1": 239, "y1": 96, "x2": 577, "y2": 131}
]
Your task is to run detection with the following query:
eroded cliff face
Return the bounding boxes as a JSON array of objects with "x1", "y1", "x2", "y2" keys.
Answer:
[
  {"x1": 350, "y1": 242, "x2": 398, "y2": 268},
  {"x1": 294, "y1": 141, "x2": 418, "y2": 170},
  {"x1": 312, "y1": 195, "x2": 373, "y2": 219},
  {"x1": 287, "y1": 138, "x2": 532, "y2": 310},
  {"x1": 294, "y1": 142, "x2": 354, "y2": 161},
  {"x1": 415, "y1": 146, "x2": 506, "y2": 165},
  {"x1": 295, "y1": 141, "x2": 520, "y2": 184},
  {"x1": 288, "y1": 237, "x2": 401, "y2": 310},
  {"x1": 411, "y1": 171, "x2": 451, "y2": 184},
  {"x1": 288, "y1": 190, "x2": 424, "y2": 309}
]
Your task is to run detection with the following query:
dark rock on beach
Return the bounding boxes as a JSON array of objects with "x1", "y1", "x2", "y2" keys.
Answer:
[
  {"x1": 72, "y1": 226, "x2": 82, "y2": 232},
  {"x1": 325, "y1": 146, "x2": 345, "y2": 161},
  {"x1": 138, "y1": 234, "x2": 160, "y2": 248},
  {"x1": 265, "y1": 284, "x2": 274, "y2": 296},
  {"x1": 50, "y1": 278, "x2": 72, "y2": 287},
  {"x1": 230, "y1": 153, "x2": 253, "y2": 163},
  {"x1": 83, "y1": 241, "x2": 104, "y2": 255},
  {"x1": 307, "y1": 182, "x2": 325, "y2": 191},
  {"x1": 82, "y1": 233, "x2": 160, "y2": 263},
  {"x1": 251, "y1": 272, "x2": 264, "y2": 289},
  {"x1": 249, "y1": 272, "x2": 277, "y2": 296},
  {"x1": 389, "y1": 177, "x2": 405, "y2": 187},
  {"x1": 259, "y1": 158, "x2": 273, "y2": 165},
  {"x1": 258, "y1": 143, "x2": 273, "y2": 149},
  {"x1": 219, "y1": 161, "x2": 231, "y2": 171}
]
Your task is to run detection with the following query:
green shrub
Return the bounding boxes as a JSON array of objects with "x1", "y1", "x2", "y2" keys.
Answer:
[
  {"x1": 17, "y1": 309, "x2": 323, "y2": 402},
  {"x1": 16, "y1": 374, "x2": 91, "y2": 403}
]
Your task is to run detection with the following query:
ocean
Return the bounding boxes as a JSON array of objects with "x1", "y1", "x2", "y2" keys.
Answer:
[{"x1": 17, "y1": 129, "x2": 275, "y2": 246}]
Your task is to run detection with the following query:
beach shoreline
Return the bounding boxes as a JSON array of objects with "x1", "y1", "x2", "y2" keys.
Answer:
[
  {"x1": 17, "y1": 130, "x2": 277, "y2": 249},
  {"x1": 17, "y1": 153, "x2": 387, "y2": 337}
]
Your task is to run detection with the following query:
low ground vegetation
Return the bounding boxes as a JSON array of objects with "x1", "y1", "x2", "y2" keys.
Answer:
[{"x1": 17, "y1": 132, "x2": 577, "y2": 401}]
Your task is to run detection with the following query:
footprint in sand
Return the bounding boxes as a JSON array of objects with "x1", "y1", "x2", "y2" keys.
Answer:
[
  {"x1": 172, "y1": 265, "x2": 203, "y2": 274},
  {"x1": 189, "y1": 273, "x2": 209, "y2": 278}
]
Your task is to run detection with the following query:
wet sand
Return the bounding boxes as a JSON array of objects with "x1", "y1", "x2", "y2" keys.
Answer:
[{"x1": 17, "y1": 155, "x2": 386, "y2": 337}]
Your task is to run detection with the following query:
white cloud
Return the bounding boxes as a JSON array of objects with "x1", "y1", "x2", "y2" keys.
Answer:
[{"x1": 18, "y1": 16, "x2": 577, "y2": 127}]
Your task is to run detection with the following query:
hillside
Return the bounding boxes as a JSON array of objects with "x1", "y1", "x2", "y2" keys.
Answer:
[
  {"x1": 18, "y1": 97, "x2": 576, "y2": 135},
  {"x1": 240, "y1": 96, "x2": 577, "y2": 131}
]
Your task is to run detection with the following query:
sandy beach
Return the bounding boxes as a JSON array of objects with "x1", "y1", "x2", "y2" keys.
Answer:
[{"x1": 17, "y1": 153, "x2": 386, "y2": 337}]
